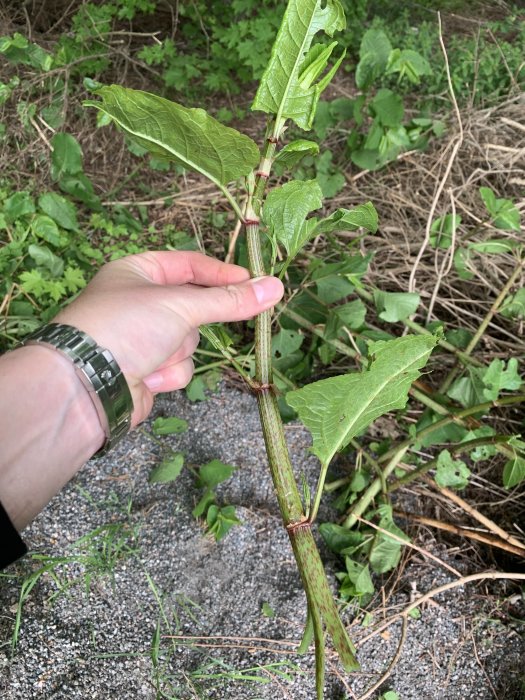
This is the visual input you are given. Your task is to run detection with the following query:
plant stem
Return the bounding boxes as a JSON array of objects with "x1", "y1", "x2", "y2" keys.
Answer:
[
  {"x1": 378, "y1": 394, "x2": 525, "y2": 466},
  {"x1": 243, "y1": 122, "x2": 359, "y2": 678},
  {"x1": 343, "y1": 446, "x2": 408, "y2": 529},
  {"x1": 344, "y1": 395, "x2": 525, "y2": 529}
]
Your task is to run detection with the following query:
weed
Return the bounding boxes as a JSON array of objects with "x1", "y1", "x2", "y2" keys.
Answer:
[{"x1": 4, "y1": 519, "x2": 140, "y2": 651}]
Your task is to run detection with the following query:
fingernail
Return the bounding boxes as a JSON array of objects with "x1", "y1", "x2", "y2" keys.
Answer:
[
  {"x1": 251, "y1": 276, "x2": 284, "y2": 305},
  {"x1": 144, "y1": 372, "x2": 163, "y2": 391}
]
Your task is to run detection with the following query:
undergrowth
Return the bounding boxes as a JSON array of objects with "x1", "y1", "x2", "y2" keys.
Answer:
[{"x1": 0, "y1": 0, "x2": 524, "y2": 697}]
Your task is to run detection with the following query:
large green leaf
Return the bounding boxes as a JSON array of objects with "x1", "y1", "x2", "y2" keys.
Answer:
[
  {"x1": 286, "y1": 335, "x2": 437, "y2": 466},
  {"x1": 85, "y1": 86, "x2": 260, "y2": 186},
  {"x1": 252, "y1": 0, "x2": 346, "y2": 129},
  {"x1": 263, "y1": 179, "x2": 323, "y2": 260}
]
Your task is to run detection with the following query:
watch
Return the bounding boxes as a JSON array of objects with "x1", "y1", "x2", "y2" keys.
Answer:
[{"x1": 21, "y1": 323, "x2": 134, "y2": 457}]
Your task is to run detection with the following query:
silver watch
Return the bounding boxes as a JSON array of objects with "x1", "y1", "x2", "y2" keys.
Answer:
[{"x1": 21, "y1": 323, "x2": 134, "y2": 457}]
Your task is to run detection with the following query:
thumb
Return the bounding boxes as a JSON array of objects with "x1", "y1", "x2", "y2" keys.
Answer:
[{"x1": 180, "y1": 276, "x2": 284, "y2": 326}]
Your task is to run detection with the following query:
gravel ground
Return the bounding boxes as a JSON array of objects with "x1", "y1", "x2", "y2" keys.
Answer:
[{"x1": 1, "y1": 385, "x2": 523, "y2": 699}]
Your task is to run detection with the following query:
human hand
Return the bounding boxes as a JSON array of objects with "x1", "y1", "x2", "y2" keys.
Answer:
[{"x1": 54, "y1": 251, "x2": 284, "y2": 426}]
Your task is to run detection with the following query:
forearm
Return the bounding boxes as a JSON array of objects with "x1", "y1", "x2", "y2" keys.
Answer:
[{"x1": 0, "y1": 346, "x2": 104, "y2": 530}]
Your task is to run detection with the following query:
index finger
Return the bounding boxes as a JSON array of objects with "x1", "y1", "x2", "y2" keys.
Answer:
[{"x1": 125, "y1": 251, "x2": 251, "y2": 287}]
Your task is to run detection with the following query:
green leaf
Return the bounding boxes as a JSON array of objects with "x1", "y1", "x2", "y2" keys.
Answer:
[
  {"x1": 386, "y1": 49, "x2": 432, "y2": 84},
  {"x1": 27, "y1": 244, "x2": 64, "y2": 277},
  {"x1": 311, "y1": 202, "x2": 378, "y2": 236},
  {"x1": 355, "y1": 29, "x2": 392, "y2": 90},
  {"x1": 325, "y1": 299, "x2": 367, "y2": 339},
  {"x1": 272, "y1": 328, "x2": 304, "y2": 357},
  {"x1": 339, "y1": 559, "x2": 374, "y2": 599},
  {"x1": 380, "y1": 692, "x2": 400, "y2": 700},
  {"x1": 198, "y1": 459, "x2": 236, "y2": 489},
  {"x1": 31, "y1": 214, "x2": 66, "y2": 247},
  {"x1": 316, "y1": 275, "x2": 354, "y2": 303},
  {"x1": 86, "y1": 85, "x2": 260, "y2": 186},
  {"x1": 481, "y1": 358, "x2": 522, "y2": 400},
  {"x1": 0, "y1": 33, "x2": 53, "y2": 71},
  {"x1": 319, "y1": 523, "x2": 363, "y2": 554},
  {"x1": 149, "y1": 452, "x2": 184, "y2": 484},
  {"x1": 369, "y1": 505, "x2": 408, "y2": 574},
  {"x1": 206, "y1": 504, "x2": 241, "y2": 541},
  {"x1": 503, "y1": 455, "x2": 525, "y2": 489},
  {"x1": 192, "y1": 488, "x2": 215, "y2": 519},
  {"x1": 460, "y1": 426, "x2": 497, "y2": 462},
  {"x1": 350, "y1": 147, "x2": 384, "y2": 172},
  {"x1": 50, "y1": 133, "x2": 84, "y2": 181},
  {"x1": 287, "y1": 335, "x2": 437, "y2": 466},
  {"x1": 430, "y1": 213, "x2": 462, "y2": 250},
  {"x1": 63, "y1": 267, "x2": 86, "y2": 294},
  {"x1": 152, "y1": 416, "x2": 188, "y2": 435},
  {"x1": 336, "y1": 299, "x2": 367, "y2": 329},
  {"x1": 3, "y1": 191, "x2": 35, "y2": 222},
  {"x1": 371, "y1": 89, "x2": 404, "y2": 128},
  {"x1": 19, "y1": 269, "x2": 45, "y2": 296},
  {"x1": 374, "y1": 290, "x2": 420, "y2": 323},
  {"x1": 38, "y1": 193, "x2": 78, "y2": 231},
  {"x1": 479, "y1": 187, "x2": 520, "y2": 231},
  {"x1": 446, "y1": 371, "x2": 485, "y2": 409},
  {"x1": 252, "y1": 0, "x2": 346, "y2": 130},
  {"x1": 314, "y1": 149, "x2": 345, "y2": 198},
  {"x1": 453, "y1": 248, "x2": 474, "y2": 281},
  {"x1": 261, "y1": 602, "x2": 276, "y2": 618},
  {"x1": 500, "y1": 288, "x2": 525, "y2": 320},
  {"x1": 263, "y1": 179, "x2": 323, "y2": 260},
  {"x1": 185, "y1": 376, "x2": 206, "y2": 402},
  {"x1": 468, "y1": 239, "x2": 518, "y2": 255},
  {"x1": 274, "y1": 139, "x2": 319, "y2": 169},
  {"x1": 435, "y1": 449, "x2": 471, "y2": 489},
  {"x1": 59, "y1": 173, "x2": 101, "y2": 210}
]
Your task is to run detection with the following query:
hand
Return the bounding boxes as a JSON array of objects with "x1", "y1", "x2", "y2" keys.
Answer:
[{"x1": 54, "y1": 251, "x2": 284, "y2": 425}]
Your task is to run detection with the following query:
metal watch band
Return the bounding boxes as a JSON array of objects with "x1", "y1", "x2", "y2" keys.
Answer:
[{"x1": 21, "y1": 323, "x2": 133, "y2": 457}]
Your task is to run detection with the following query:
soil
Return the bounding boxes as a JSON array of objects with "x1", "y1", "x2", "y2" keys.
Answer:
[{"x1": 1, "y1": 385, "x2": 523, "y2": 700}]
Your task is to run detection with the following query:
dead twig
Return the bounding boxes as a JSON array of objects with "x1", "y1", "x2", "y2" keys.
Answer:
[
  {"x1": 421, "y1": 474, "x2": 525, "y2": 551},
  {"x1": 356, "y1": 616, "x2": 408, "y2": 700},
  {"x1": 395, "y1": 510, "x2": 525, "y2": 558},
  {"x1": 357, "y1": 571, "x2": 525, "y2": 647},
  {"x1": 408, "y1": 13, "x2": 464, "y2": 294}
]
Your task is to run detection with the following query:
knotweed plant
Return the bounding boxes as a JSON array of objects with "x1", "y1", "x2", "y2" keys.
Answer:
[{"x1": 86, "y1": 1, "x2": 436, "y2": 695}]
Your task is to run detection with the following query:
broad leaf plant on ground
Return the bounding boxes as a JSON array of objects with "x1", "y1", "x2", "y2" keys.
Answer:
[{"x1": 86, "y1": 1, "x2": 437, "y2": 696}]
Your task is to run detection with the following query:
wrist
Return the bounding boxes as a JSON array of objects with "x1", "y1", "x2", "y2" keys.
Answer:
[
  {"x1": 21, "y1": 323, "x2": 134, "y2": 454},
  {"x1": 0, "y1": 345, "x2": 105, "y2": 529}
]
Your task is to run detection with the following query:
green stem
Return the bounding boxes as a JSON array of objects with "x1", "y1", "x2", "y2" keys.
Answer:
[
  {"x1": 217, "y1": 182, "x2": 246, "y2": 222},
  {"x1": 344, "y1": 396, "x2": 525, "y2": 528},
  {"x1": 377, "y1": 394, "x2": 525, "y2": 466},
  {"x1": 343, "y1": 446, "x2": 408, "y2": 529},
  {"x1": 387, "y1": 435, "x2": 513, "y2": 492},
  {"x1": 244, "y1": 121, "x2": 359, "y2": 676}
]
